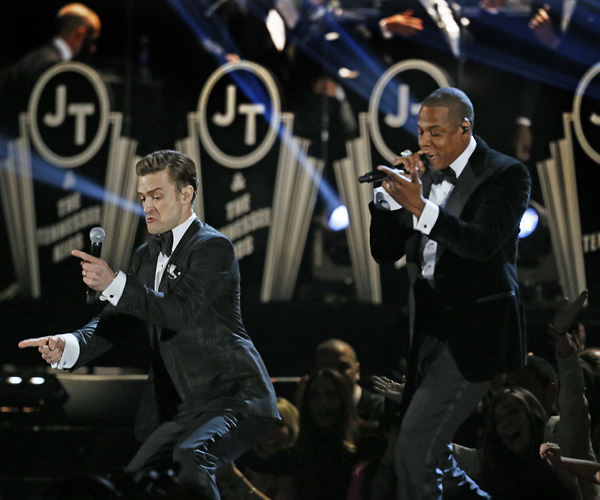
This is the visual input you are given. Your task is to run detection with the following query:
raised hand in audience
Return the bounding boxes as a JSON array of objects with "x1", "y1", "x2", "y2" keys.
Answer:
[
  {"x1": 541, "y1": 442, "x2": 600, "y2": 485},
  {"x1": 371, "y1": 375, "x2": 406, "y2": 405}
]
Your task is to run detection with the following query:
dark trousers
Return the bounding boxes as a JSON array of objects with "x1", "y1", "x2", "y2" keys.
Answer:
[
  {"x1": 396, "y1": 280, "x2": 491, "y2": 499},
  {"x1": 125, "y1": 408, "x2": 273, "y2": 499},
  {"x1": 395, "y1": 336, "x2": 491, "y2": 500}
]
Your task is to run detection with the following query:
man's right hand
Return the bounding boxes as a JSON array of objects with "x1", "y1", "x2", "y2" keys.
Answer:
[
  {"x1": 18, "y1": 336, "x2": 65, "y2": 366},
  {"x1": 380, "y1": 11, "x2": 424, "y2": 37}
]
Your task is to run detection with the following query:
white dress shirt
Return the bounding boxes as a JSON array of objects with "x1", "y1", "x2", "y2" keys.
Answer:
[
  {"x1": 52, "y1": 37, "x2": 73, "y2": 62},
  {"x1": 415, "y1": 136, "x2": 477, "y2": 280}
]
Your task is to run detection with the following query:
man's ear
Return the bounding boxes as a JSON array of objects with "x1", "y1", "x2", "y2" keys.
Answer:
[
  {"x1": 182, "y1": 185, "x2": 194, "y2": 204},
  {"x1": 65, "y1": 26, "x2": 88, "y2": 55},
  {"x1": 461, "y1": 117, "x2": 471, "y2": 137}
]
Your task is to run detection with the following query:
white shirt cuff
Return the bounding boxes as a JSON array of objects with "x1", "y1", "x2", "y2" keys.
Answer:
[
  {"x1": 100, "y1": 270, "x2": 126, "y2": 306},
  {"x1": 413, "y1": 199, "x2": 439, "y2": 235},
  {"x1": 379, "y1": 20, "x2": 393, "y2": 39},
  {"x1": 51, "y1": 334, "x2": 80, "y2": 370}
]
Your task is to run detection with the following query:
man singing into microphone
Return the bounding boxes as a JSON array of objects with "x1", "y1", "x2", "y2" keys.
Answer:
[
  {"x1": 369, "y1": 87, "x2": 531, "y2": 499},
  {"x1": 19, "y1": 150, "x2": 279, "y2": 499}
]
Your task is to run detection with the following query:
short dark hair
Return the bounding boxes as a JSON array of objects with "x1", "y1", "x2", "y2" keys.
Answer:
[
  {"x1": 524, "y1": 354, "x2": 558, "y2": 387},
  {"x1": 422, "y1": 87, "x2": 475, "y2": 128},
  {"x1": 136, "y1": 150, "x2": 199, "y2": 202}
]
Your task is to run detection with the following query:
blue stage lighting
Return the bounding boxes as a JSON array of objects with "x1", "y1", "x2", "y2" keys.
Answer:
[{"x1": 519, "y1": 207, "x2": 539, "y2": 238}]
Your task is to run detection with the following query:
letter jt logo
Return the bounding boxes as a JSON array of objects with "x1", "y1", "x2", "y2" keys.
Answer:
[{"x1": 28, "y1": 62, "x2": 110, "y2": 168}]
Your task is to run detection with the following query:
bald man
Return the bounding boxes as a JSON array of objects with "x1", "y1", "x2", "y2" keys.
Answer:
[{"x1": 308, "y1": 338, "x2": 385, "y2": 423}]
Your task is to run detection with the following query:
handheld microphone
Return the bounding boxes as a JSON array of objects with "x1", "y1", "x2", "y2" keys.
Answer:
[
  {"x1": 358, "y1": 169, "x2": 388, "y2": 184},
  {"x1": 358, "y1": 165, "x2": 410, "y2": 184},
  {"x1": 86, "y1": 226, "x2": 106, "y2": 304},
  {"x1": 358, "y1": 155, "x2": 430, "y2": 183}
]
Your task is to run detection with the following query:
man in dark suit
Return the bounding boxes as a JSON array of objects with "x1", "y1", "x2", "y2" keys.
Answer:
[
  {"x1": 19, "y1": 150, "x2": 279, "y2": 499},
  {"x1": 0, "y1": 3, "x2": 101, "y2": 138},
  {"x1": 0, "y1": 4, "x2": 101, "y2": 297},
  {"x1": 369, "y1": 87, "x2": 531, "y2": 499}
]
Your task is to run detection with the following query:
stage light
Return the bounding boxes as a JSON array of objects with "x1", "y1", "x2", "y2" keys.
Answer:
[
  {"x1": 1, "y1": 370, "x2": 68, "y2": 422},
  {"x1": 519, "y1": 207, "x2": 539, "y2": 238},
  {"x1": 327, "y1": 205, "x2": 349, "y2": 231},
  {"x1": 338, "y1": 68, "x2": 359, "y2": 79},
  {"x1": 266, "y1": 9, "x2": 286, "y2": 51}
]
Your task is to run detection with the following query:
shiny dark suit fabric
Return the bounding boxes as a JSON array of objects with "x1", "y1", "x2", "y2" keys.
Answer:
[
  {"x1": 370, "y1": 139, "x2": 531, "y2": 383},
  {"x1": 69, "y1": 219, "x2": 278, "y2": 493}
]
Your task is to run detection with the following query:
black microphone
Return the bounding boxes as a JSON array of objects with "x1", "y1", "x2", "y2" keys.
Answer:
[
  {"x1": 358, "y1": 169, "x2": 388, "y2": 184},
  {"x1": 358, "y1": 155, "x2": 430, "y2": 183},
  {"x1": 86, "y1": 226, "x2": 106, "y2": 304},
  {"x1": 358, "y1": 165, "x2": 409, "y2": 184}
]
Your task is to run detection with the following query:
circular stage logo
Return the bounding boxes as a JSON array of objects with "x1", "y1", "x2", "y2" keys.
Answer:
[
  {"x1": 368, "y1": 59, "x2": 452, "y2": 163},
  {"x1": 28, "y1": 62, "x2": 110, "y2": 168},
  {"x1": 574, "y1": 62, "x2": 600, "y2": 165},
  {"x1": 198, "y1": 61, "x2": 281, "y2": 169}
]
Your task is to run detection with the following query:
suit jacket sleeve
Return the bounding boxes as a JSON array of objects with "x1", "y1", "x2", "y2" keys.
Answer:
[
  {"x1": 116, "y1": 236, "x2": 236, "y2": 331},
  {"x1": 70, "y1": 234, "x2": 238, "y2": 367},
  {"x1": 68, "y1": 306, "x2": 143, "y2": 369},
  {"x1": 369, "y1": 201, "x2": 416, "y2": 262}
]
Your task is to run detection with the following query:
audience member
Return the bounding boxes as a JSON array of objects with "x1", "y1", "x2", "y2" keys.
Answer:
[
  {"x1": 506, "y1": 291, "x2": 600, "y2": 499},
  {"x1": 296, "y1": 339, "x2": 385, "y2": 425},
  {"x1": 217, "y1": 397, "x2": 299, "y2": 500},
  {"x1": 541, "y1": 442, "x2": 600, "y2": 486},
  {"x1": 473, "y1": 387, "x2": 578, "y2": 499},
  {"x1": 580, "y1": 347, "x2": 600, "y2": 458},
  {"x1": 293, "y1": 368, "x2": 372, "y2": 500},
  {"x1": 342, "y1": 369, "x2": 407, "y2": 500},
  {"x1": 506, "y1": 354, "x2": 559, "y2": 416},
  {"x1": 454, "y1": 290, "x2": 598, "y2": 500}
]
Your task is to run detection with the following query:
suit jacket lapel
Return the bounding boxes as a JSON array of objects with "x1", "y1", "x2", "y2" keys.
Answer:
[
  {"x1": 435, "y1": 140, "x2": 494, "y2": 261},
  {"x1": 141, "y1": 250, "x2": 159, "y2": 349},
  {"x1": 169, "y1": 217, "x2": 201, "y2": 261},
  {"x1": 143, "y1": 219, "x2": 201, "y2": 344},
  {"x1": 160, "y1": 217, "x2": 202, "y2": 294},
  {"x1": 144, "y1": 252, "x2": 155, "y2": 292}
]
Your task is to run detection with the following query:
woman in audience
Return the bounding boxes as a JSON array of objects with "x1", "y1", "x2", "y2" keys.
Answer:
[
  {"x1": 454, "y1": 387, "x2": 581, "y2": 499},
  {"x1": 218, "y1": 397, "x2": 299, "y2": 500},
  {"x1": 580, "y1": 346, "x2": 600, "y2": 459},
  {"x1": 293, "y1": 368, "x2": 368, "y2": 500}
]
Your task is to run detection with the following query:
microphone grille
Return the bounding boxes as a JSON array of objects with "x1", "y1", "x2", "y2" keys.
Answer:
[{"x1": 89, "y1": 226, "x2": 106, "y2": 244}]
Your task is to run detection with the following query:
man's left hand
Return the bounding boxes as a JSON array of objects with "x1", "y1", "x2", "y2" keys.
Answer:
[{"x1": 71, "y1": 249, "x2": 115, "y2": 292}]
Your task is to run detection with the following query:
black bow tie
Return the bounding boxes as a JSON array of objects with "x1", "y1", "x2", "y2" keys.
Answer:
[
  {"x1": 148, "y1": 231, "x2": 173, "y2": 260},
  {"x1": 431, "y1": 167, "x2": 457, "y2": 185}
]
